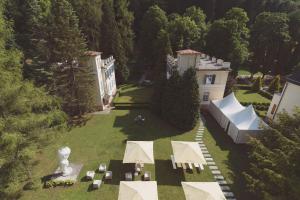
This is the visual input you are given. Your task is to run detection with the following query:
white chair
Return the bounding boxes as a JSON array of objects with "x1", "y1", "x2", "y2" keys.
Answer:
[
  {"x1": 170, "y1": 155, "x2": 177, "y2": 169},
  {"x1": 105, "y1": 171, "x2": 112, "y2": 180},
  {"x1": 86, "y1": 171, "x2": 95, "y2": 180},
  {"x1": 93, "y1": 180, "x2": 102, "y2": 189},
  {"x1": 98, "y1": 163, "x2": 106, "y2": 172}
]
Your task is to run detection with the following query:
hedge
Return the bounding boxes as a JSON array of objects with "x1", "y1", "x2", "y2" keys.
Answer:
[
  {"x1": 234, "y1": 84, "x2": 252, "y2": 90},
  {"x1": 240, "y1": 102, "x2": 270, "y2": 111},
  {"x1": 258, "y1": 90, "x2": 273, "y2": 100}
]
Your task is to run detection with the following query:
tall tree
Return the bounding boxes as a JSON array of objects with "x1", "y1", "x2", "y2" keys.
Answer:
[
  {"x1": 180, "y1": 68, "x2": 200, "y2": 130},
  {"x1": 243, "y1": 109, "x2": 300, "y2": 200},
  {"x1": 137, "y1": 5, "x2": 168, "y2": 72},
  {"x1": 288, "y1": 10, "x2": 300, "y2": 70},
  {"x1": 68, "y1": 0, "x2": 103, "y2": 50},
  {"x1": 0, "y1": 2, "x2": 66, "y2": 198},
  {"x1": 250, "y1": 12, "x2": 291, "y2": 75},
  {"x1": 114, "y1": 0, "x2": 135, "y2": 59},
  {"x1": 205, "y1": 8, "x2": 249, "y2": 73},
  {"x1": 101, "y1": 0, "x2": 129, "y2": 83}
]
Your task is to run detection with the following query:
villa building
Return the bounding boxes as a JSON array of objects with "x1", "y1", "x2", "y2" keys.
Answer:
[
  {"x1": 84, "y1": 51, "x2": 117, "y2": 110},
  {"x1": 267, "y1": 70, "x2": 300, "y2": 120},
  {"x1": 167, "y1": 49, "x2": 231, "y2": 107}
]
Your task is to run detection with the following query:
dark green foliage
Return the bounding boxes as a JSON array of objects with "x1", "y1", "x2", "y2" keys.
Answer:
[
  {"x1": 205, "y1": 7, "x2": 249, "y2": 72},
  {"x1": 252, "y1": 76, "x2": 263, "y2": 92},
  {"x1": 268, "y1": 75, "x2": 281, "y2": 93},
  {"x1": 250, "y1": 12, "x2": 291, "y2": 75},
  {"x1": 151, "y1": 75, "x2": 167, "y2": 115},
  {"x1": 0, "y1": 3, "x2": 66, "y2": 198},
  {"x1": 244, "y1": 109, "x2": 300, "y2": 200},
  {"x1": 161, "y1": 68, "x2": 200, "y2": 131},
  {"x1": 101, "y1": 0, "x2": 129, "y2": 83},
  {"x1": 137, "y1": 5, "x2": 168, "y2": 72},
  {"x1": 69, "y1": 0, "x2": 103, "y2": 50},
  {"x1": 180, "y1": 68, "x2": 200, "y2": 130}
]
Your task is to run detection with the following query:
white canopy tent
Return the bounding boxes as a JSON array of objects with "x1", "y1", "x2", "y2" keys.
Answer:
[
  {"x1": 227, "y1": 105, "x2": 267, "y2": 143},
  {"x1": 209, "y1": 93, "x2": 245, "y2": 129},
  {"x1": 209, "y1": 93, "x2": 266, "y2": 144},
  {"x1": 118, "y1": 181, "x2": 158, "y2": 200},
  {"x1": 171, "y1": 141, "x2": 207, "y2": 164},
  {"x1": 123, "y1": 141, "x2": 154, "y2": 164},
  {"x1": 181, "y1": 182, "x2": 226, "y2": 200}
]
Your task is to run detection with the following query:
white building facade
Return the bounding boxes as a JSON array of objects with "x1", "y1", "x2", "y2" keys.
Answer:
[
  {"x1": 84, "y1": 51, "x2": 117, "y2": 111},
  {"x1": 267, "y1": 70, "x2": 300, "y2": 120},
  {"x1": 167, "y1": 49, "x2": 231, "y2": 107}
]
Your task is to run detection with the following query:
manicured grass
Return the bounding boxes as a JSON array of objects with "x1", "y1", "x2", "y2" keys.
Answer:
[
  {"x1": 238, "y1": 68, "x2": 263, "y2": 77},
  {"x1": 235, "y1": 89, "x2": 271, "y2": 103},
  {"x1": 21, "y1": 110, "x2": 213, "y2": 200},
  {"x1": 113, "y1": 84, "x2": 153, "y2": 104},
  {"x1": 202, "y1": 112, "x2": 251, "y2": 200}
]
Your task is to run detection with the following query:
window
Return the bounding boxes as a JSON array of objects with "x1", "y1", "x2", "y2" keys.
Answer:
[
  {"x1": 204, "y1": 74, "x2": 216, "y2": 84},
  {"x1": 271, "y1": 104, "x2": 277, "y2": 115},
  {"x1": 203, "y1": 92, "x2": 210, "y2": 101}
]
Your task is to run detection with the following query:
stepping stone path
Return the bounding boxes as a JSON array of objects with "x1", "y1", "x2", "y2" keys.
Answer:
[{"x1": 195, "y1": 116, "x2": 236, "y2": 200}]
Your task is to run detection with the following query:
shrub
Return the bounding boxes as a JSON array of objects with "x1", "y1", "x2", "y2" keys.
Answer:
[
  {"x1": 258, "y1": 90, "x2": 273, "y2": 100},
  {"x1": 251, "y1": 76, "x2": 263, "y2": 92},
  {"x1": 268, "y1": 75, "x2": 281, "y2": 93}
]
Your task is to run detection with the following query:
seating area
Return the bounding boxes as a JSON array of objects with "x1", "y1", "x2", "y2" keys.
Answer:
[{"x1": 23, "y1": 109, "x2": 246, "y2": 200}]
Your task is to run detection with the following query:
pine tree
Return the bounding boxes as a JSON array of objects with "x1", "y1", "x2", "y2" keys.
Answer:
[
  {"x1": 180, "y1": 68, "x2": 200, "y2": 130},
  {"x1": 268, "y1": 75, "x2": 281, "y2": 93},
  {"x1": 252, "y1": 76, "x2": 262, "y2": 92},
  {"x1": 243, "y1": 109, "x2": 300, "y2": 200},
  {"x1": 101, "y1": 0, "x2": 129, "y2": 83},
  {"x1": 0, "y1": 3, "x2": 66, "y2": 198},
  {"x1": 47, "y1": 0, "x2": 95, "y2": 116}
]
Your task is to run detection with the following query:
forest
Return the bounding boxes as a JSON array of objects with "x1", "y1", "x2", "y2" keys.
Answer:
[{"x1": 0, "y1": 0, "x2": 300, "y2": 199}]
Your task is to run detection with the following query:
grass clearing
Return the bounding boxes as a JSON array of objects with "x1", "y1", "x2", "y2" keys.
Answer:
[
  {"x1": 21, "y1": 110, "x2": 213, "y2": 200},
  {"x1": 235, "y1": 89, "x2": 271, "y2": 103},
  {"x1": 113, "y1": 84, "x2": 153, "y2": 104}
]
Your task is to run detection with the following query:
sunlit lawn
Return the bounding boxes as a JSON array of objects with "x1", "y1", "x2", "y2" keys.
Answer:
[
  {"x1": 235, "y1": 89, "x2": 271, "y2": 103},
  {"x1": 21, "y1": 109, "x2": 213, "y2": 200}
]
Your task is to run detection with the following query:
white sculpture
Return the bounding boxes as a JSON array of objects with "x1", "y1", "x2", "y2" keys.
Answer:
[{"x1": 58, "y1": 147, "x2": 73, "y2": 176}]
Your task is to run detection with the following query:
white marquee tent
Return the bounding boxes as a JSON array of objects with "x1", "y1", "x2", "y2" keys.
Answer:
[
  {"x1": 118, "y1": 181, "x2": 158, "y2": 200},
  {"x1": 123, "y1": 141, "x2": 154, "y2": 164},
  {"x1": 171, "y1": 141, "x2": 207, "y2": 164},
  {"x1": 181, "y1": 182, "x2": 226, "y2": 200},
  {"x1": 209, "y1": 93, "x2": 267, "y2": 144},
  {"x1": 209, "y1": 93, "x2": 245, "y2": 129}
]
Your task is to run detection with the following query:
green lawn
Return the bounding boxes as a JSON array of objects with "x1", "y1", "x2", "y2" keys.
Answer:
[
  {"x1": 21, "y1": 110, "x2": 213, "y2": 200},
  {"x1": 235, "y1": 89, "x2": 271, "y2": 103},
  {"x1": 113, "y1": 84, "x2": 153, "y2": 104}
]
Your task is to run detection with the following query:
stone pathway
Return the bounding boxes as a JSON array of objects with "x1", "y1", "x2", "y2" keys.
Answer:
[{"x1": 196, "y1": 116, "x2": 236, "y2": 200}]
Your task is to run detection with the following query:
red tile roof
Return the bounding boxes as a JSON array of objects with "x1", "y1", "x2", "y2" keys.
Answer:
[
  {"x1": 84, "y1": 51, "x2": 102, "y2": 56},
  {"x1": 176, "y1": 49, "x2": 202, "y2": 55}
]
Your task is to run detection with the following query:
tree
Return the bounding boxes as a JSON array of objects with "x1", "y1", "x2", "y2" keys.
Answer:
[
  {"x1": 205, "y1": 8, "x2": 249, "y2": 73},
  {"x1": 114, "y1": 0, "x2": 135, "y2": 59},
  {"x1": 252, "y1": 76, "x2": 262, "y2": 92},
  {"x1": 168, "y1": 15, "x2": 201, "y2": 52},
  {"x1": 268, "y1": 75, "x2": 281, "y2": 93},
  {"x1": 69, "y1": 0, "x2": 103, "y2": 50},
  {"x1": 161, "y1": 71, "x2": 182, "y2": 127},
  {"x1": 250, "y1": 12, "x2": 291, "y2": 76},
  {"x1": 101, "y1": 0, "x2": 129, "y2": 83},
  {"x1": 180, "y1": 68, "x2": 200, "y2": 130},
  {"x1": 288, "y1": 10, "x2": 300, "y2": 70},
  {"x1": 47, "y1": 0, "x2": 96, "y2": 116},
  {"x1": 0, "y1": 2, "x2": 66, "y2": 198},
  {"x1": 137, "y1": 5, "x2": 168, "y2": 72},
  {"x1": 243, "y1": 109, "x2": 300, "y2": 200}
]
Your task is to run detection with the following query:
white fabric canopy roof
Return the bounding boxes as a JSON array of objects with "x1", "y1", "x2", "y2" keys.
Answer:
[
  {"x1": 171, "y1": 141, "x2": 207, "y2": 164},
  {"x1": 182, "y1": 182, "x2": 226, "y2": 200},
  {"x1": 228, "y1": 105, "x2": 264, "y2": 130},
  {"x1": 123, "y1": 141, "x2": 154, "y2": 164},
  {"x1": 212, "y1": 92, "x2": 245, "y2": 117},
  {"x1": 118, "y1": 181, "x2": 158, "y2": 200}
]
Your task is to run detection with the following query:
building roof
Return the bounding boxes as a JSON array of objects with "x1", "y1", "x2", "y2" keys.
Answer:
[
  {"x1": 286, "y1": 69, "x2": 300, "y2": 86},
  {"x1": 176, "y1": 49, "x2": 202, "y2": 55},
  {"x1": 84, "y1": 51, "x2": 102, "y2": 57}
]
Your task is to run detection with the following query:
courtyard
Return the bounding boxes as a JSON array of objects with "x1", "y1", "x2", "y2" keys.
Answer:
[{"x1": 21, "y1": 109, "x2": 249, "y2": 200}]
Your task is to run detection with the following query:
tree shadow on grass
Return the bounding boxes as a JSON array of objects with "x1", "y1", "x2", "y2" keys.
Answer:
[
  {"x1": 155, "y1": 160, "x2": 185, "y2": 186},
  {"x1": 113, "y1": 109, "x2": 185, "y2": 141},
  {"x1": 202, "y1": 111, "x2": 252, "y2": 200}
]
